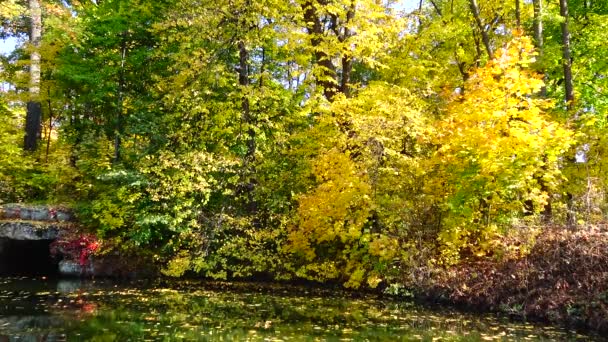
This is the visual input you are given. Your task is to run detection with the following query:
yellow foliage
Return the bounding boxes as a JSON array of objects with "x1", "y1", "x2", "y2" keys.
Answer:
[
  {"x1": 0, "y1": 0, "x2": 24, "y2": 19},
  {"x1": 368, "y1": 235, "x2": 398, "y2": 261},
  {"x1": 162, "y1": 250, "x2": 191, "y2": 277},
  {"x1": 289, "y1": 149, "x2": 372, "y2": 261},
  {"x1": 429, "y1": 35, "x2": 575, "y2": 262},
  {"x1": 286, "y1": 82, "x2": 434, "y2": 287}
]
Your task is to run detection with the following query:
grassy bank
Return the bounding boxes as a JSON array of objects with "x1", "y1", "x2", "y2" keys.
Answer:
[{"x1": 411, "y1": 226, "x2": 608, "y2": 333}]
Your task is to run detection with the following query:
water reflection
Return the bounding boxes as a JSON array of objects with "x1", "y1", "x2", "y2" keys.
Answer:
[{"x1": 0, "y1": 277, "x2": 599, "y2": 341}]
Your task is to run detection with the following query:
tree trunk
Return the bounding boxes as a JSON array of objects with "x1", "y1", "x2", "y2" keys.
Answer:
[
  {"x1": 532, "y1": 0, "x2": 543, "y2": 50},
  {"x1": 515, "y1": 0, "x2": 521, "y2": 28},
  {"x1": 238, "y1": 40, "x2": 257, "y2": 214},
  {"x1": 531, "y1": 0, "x2": 552, "y2": 221},
  {"x1": 302, "y1": 1, "x2": 338, "y2": 102},
  {"x1": 45, "y1": 94, "x2": 53, "y2": 162},
  {"x1": 532, "y1": 0, "x2": 546, "y2": 97},
  {"x1": 469, "y1": 0, "x2": 493, "y2": 59},
  {"x1": 339, "y1": 1, "x2": 355, "y2": 97},
  {"x1": 114, "y1": 33, "x2": 127, "y2": 163},
  {"x1": 24, "y1": 0, "x2": 42, "y2": 151},
  {"x1": 239, "y1": 41, "x2": 255, "y2": 163},
  {"x1": 559, "y1": 0, "x2": 576, "y2": 226},
  {"x1": 559, "y1": 0, "x2": 574, "y2": 109}
]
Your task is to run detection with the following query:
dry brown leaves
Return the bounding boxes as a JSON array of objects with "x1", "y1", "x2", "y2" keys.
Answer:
[{"x1": 421, "y1": 225, "x2": 608, "y2": 333}]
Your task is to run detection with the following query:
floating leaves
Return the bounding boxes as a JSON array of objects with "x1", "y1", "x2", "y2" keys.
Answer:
[{"x1": 0, "y1": 277, "x2": 597, "y2": 341}]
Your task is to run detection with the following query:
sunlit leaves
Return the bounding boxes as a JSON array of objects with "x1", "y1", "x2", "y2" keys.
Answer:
[
  {"x1": 286, "y1": 82, "x2": 430, "y2": 287},
  {"x1": 1, "y1": 0, "x2": 605, "y2": 292},
  {"x1": 428, "y1": 35, "x2": 575, "y2": 262}
]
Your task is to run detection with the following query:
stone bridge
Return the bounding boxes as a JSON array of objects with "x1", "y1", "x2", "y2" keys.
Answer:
[{"x1": 0, "y1": 204, "x2": 72, "y2": 276}]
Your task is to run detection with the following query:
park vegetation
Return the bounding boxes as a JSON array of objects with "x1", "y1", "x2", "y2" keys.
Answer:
[{"x1": 1, "y1": 0, "x2": 607, "y2": 330}]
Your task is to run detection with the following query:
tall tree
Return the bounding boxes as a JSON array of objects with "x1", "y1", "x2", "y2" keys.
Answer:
[
  {"x1": 515, "y1": 0, "x2": 521, "y2": 28},
  {"x1": 300, "y1": 0, "x2": 398, "y2": 102},
  {"x1": 24, "y1": 0, "x2": 42, "y2": 151},
  {"x1": 57, "y1": 0, "x2": 167, "y2": 164},
  {"x1": 532, "y1": 0, "x2": 543, "y2": 49},
  {"x1": 531, "y1": 0, "x2": 546, "y2": 97},
  {"x1": 559, "y1": 0, "x2": 574, "y2": 108},
  {"x1": 469, "y1": 0, "x2": 493, "y2": 59}
]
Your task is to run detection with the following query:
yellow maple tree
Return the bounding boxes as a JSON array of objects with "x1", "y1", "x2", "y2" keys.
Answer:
[{"x1": 429, "y1": 34, "x2": 575, "y2": 262}]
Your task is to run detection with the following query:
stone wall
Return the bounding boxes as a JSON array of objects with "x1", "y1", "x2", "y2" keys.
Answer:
[
  {"x1": 0, "y1": 204, "x2": 71, "y2": 241},
  {"x1": 0, "y1": 221, "x2": 60, "y2": 240},
  {"x1": 0, "y1": 204, "x2": 72, "y2": 222},
  {"x1": 0, "y1": 204, "x2": 71, "y2": 276},
  {"x1": 0, "y1": 204, "x2": 154, "y2": 278}
]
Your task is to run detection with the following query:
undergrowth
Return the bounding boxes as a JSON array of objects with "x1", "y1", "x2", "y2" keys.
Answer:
[{"x1": 416, "y1": 225, "x2": 608, "y2": 332}]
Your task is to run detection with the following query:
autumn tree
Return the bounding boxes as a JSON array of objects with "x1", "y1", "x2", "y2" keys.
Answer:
[
  {"x1": 429, "y1": 35, "x2": 573, "y2": 261},
  {"x1": 0, "y1": 0, "x2": 605, "y2": 288}
]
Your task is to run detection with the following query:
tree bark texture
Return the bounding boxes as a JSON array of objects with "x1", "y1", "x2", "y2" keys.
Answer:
[
  {"x1": 515, "y1": 0, "x2": 521, "y2": 28},
  {"x1": 114, "y1": 34, "x2": 127, "y2": 163},
  {"x1": 559, "y1": 0, "x2": 574, "y2": 108},
  {"x1": 238, "y1": 40, "x2": 257, "y2": 215},
  {"x1": 532, "y1": 0, "x2": 543, "y2": 50},
  {"x1": 24, "y1": 0, "x2": 42, "y2": 151},
  {"x1": 302, "y1": 1, "x2": 338, "y2": 102},
  {"x1": 469, "y1": 0, "x2": 493, "y2": 59},
  {"x1": 532, "y1": 0, "x2": 547, "y2": 97},
  {"x1": 339, "y1": 1, "x2": 355, "y2": 97},
  {"x1": 238, "y1": 40, "x2": 255, "y2": 163}
]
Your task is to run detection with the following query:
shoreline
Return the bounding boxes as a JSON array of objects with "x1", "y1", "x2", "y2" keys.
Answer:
[{"x1": 407, "y1": 226, "x2": 608, "y2": 334}]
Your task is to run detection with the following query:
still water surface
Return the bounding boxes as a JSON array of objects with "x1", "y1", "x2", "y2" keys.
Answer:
[{"x1": 0, "y1": 277, "x2": 599, "y2": 341}]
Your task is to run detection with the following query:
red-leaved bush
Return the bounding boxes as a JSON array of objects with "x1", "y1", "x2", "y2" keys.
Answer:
[{"x1": 50, "y1": 234, "x2": 100, "y2": 266}]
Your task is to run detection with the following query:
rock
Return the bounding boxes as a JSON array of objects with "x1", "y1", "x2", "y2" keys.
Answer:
[
  {"x1": 57, "y1": 255, "x2": 155, "y2": 278},
  {"x1": 2, "y1": 204, "x2": 22, "y2": 219},
  {"x1": 0, "y1": 204, "x2": 73, "y2": 222},
  {"x1": 58, "y1": 260, "x2": 83, "y2": 276},
  {"x1": 30, "y1": 206, "x2": 50, "y2": 221},
  {"x1": 0, "y1": 221, "x2": 60, "y2": 240},
  {"x1": 58, "y1": 260, "x2": 95, "y2": 277},
  {"x1": 19, "y1": 206, "x2": 32, "y2": 220},
  {"x1": 54, "y1": 210, "x2": 72, "y2": 222}
]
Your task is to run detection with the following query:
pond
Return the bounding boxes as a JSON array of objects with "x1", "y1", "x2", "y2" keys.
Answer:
[{"x1": 0, "y1": 276, "x2": 599, "y2": 341}]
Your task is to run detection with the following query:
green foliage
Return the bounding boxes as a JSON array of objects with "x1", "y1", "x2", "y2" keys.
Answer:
[
  {"x1": 0, "y1": 97, "x2": 78, "y2": 203},
  {"x1": 0, "y1": 0, "x2": 606, "y2": 290},
  {"x1": 0, "y1": 103, "x2": 32, "y2": 202}
]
